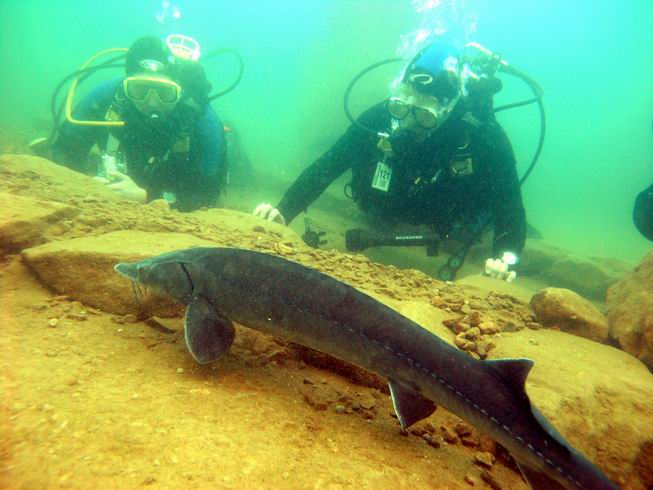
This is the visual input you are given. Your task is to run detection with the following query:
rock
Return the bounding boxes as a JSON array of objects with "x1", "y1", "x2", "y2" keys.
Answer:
[
  {"x1": 21, "y1": 230, "x2": 220, "y2": 317},
  {"x1": 0, "y1": 192, "x2": 79, "y2": 256},
  {"x1": 473, "y1": 451, "x2": 494, "y2": 468},
  {"x1": 146, "y1": 199, "x2": 171, "y2": 212},
  {"x1": 530, "y1": 287, "x2": 608, "y2": 343},
  {"x1": 489, "y1": 328, "x2": 653, "y2": 489},
  {"x1": 518, "y1": 239, "x2": 633, "y2": 300},
  {"x1": 606, "y1": 250, "x2": 653, "y2": 370}
]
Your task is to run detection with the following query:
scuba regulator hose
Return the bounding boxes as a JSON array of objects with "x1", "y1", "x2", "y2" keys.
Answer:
[
  {"x1": 343, "y1": 58, "x2": 403, "y2": 137},
  {"x1": 493, "y1": 66, "x2": 546, "y2": 185},
  {"x1": 204, "y1": 48, "x2": 245, "y2": 101},
  {"x1": 49, "y1": 54, "x2": 127, "y2": 142}
]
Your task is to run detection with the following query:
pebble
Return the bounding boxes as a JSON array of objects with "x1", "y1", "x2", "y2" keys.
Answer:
[
  {"x1": 360, "y1": 399, "x2": 375, "y2": 410},
  {"x1": 480, "y1": 469, "x2": 502, "y2": 490},
  {"x1": 464, "y1": 474, "x2": 478, "y2": 486},
  {"x1": 431, "y1": 296, "x2": 446, "y2": 307},
  {"x1": 426, "y1": 437, "x2": 441, "y2": 449},
  {"x1": 177, "y1": 368, "x2": 184, "y2": 374},
  {"x1": 454, "y1": 422, "x2": 473, "y2": 437},
  {"x1": 122, "y1": 314, "x2": 138, "y2": 323},
  {"x1": 361, "y1": 410, "x2": 375, "y2": 420},
  {"x1": 335, "y1": 404, "x2": 346, "y2": 414},
  {"x1": 454, "y1": 334, "x2": 476, "y2": 352},
  {"x1": 474, "y1": 451, "x2": 495, "y2": 468},
  {"x1": 48, "y1": 318, "x2": 59, "y2": 328},
  {"x1": 469, "y1": 301, "x2": 486, "y2": 311},
  {"x1": 463, "y1": 327, "x2": 481, "y2": 341},
  {"x1": 478, "y1": 321, "x2": 499, "y2": 335},
  {"x1": 441, "y1": 424, "x2": 459, "y2": 443},
  {"x1": 66, "y1": 312, "x2": 87, "y2": 321},
  {"x1": 50, "y1": 295, "x2": 71, "y2": 303},
  {"x1": 276, "y1": 243, "x2": 294, "y2": 255},
  {"x1": 410, "y1": 427, "x2": 427, "y2": 437}
]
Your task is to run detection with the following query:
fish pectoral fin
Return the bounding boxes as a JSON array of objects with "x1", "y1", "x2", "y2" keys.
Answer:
[
  {"x1": 388, "y1": 379, "x2": 437, "y2": 429},
  {"x1": 515, "y1": 461, "x2": 568, "y2": 490},
  {"x1": 184, "y1": 295, "x2": 235, "y2": 364}
]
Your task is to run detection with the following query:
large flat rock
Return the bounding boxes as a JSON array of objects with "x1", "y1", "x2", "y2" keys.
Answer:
[
  {"x1": 490, "y1": 328, "x2": 653, "y2": 489},
  {"x1": 21, "y1": 230, "x2": 221, "y2": 317},
  {"x1": 518, "y1": 239, "x2": 634, "y2": 300},
  {"x1": 0, "y1": 192, "x2": 79, "y2": 256}
]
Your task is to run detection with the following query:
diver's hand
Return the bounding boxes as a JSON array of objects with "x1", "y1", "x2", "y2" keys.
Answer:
[
  {"x1": 484, "y1": 257, "x2": 517, "y2": 283},
  {"x1": 103, "y1": 170, "x2": 147, "y2": 203},
  {"x1": 253, "y1": 203, "x2": 286, "y2": 226}
]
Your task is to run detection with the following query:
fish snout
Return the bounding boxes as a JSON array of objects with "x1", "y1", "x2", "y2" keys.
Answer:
[{"x1": 114, "y1": 262, "x2": 140, "y2": 281}]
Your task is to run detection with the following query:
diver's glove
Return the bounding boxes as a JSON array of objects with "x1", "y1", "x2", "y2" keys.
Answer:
[
  {"x1": 484, "y1": 251, "x2": 518, "y2": 283},
  {"x1": 96, "y1": 170, "x2": 147, "y2": 203},
  {"x1": 253, "y1": 203, "x2": 286, "y2": 226}
]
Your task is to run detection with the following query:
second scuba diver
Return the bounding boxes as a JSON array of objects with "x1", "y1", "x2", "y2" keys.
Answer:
[
  {"x1": 633, "y1": 119, "x2": 653, "y2": 241},
  {"x1": 47, "y1": 35, "x2": 227, "y2": 212},
  {"x1": 255, "y1": 39, "x2": 528, "y2": 282}
]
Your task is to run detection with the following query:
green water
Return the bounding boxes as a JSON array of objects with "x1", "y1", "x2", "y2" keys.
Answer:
[{"x1": 1, "y1": 0, "x2": 651, "y2": 262}]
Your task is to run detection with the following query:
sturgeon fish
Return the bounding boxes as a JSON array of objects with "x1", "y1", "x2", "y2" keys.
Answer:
[{"x1": 114, "y1": 247, "x2": 617, "y2": 490}]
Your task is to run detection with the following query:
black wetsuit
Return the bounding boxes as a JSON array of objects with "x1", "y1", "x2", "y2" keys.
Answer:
[
  {"x1": 277, "y1": 102, "x2": 526, "y2": 258},
  {"x1": 52, "y1": 79, "x2": 226, "y2": 212},
  {"x1": 634, "y1": 183, "x2": 653, "y2": 241}
]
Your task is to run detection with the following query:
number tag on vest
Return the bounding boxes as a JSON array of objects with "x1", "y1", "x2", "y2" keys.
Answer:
[{"x1": 372, "y1": 161, "x2": 392, "y2": 192}]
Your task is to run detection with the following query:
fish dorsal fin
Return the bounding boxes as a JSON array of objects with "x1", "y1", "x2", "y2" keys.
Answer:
[
  {"x1": 388, "y1": 380, "x2": 437, "y2": 429},
  {"x1": 488, "y1": 359, "x2": 575, "y2": 455},
  {"x1": 485, "y1": 358, "x2": 534, "y2": 392}
]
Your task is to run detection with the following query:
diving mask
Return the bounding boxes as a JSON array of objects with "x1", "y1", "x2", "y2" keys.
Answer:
[
  {"x1": 387, "y1": 82, "x2": 459, "y2": 131},
  {"x1": 123, "y1": 75, "x2": 182, "y2": 115}
]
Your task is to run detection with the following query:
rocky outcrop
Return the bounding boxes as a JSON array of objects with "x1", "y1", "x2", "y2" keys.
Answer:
[
  {"x1": 490, "y1": 328, "x2": 653, "y2": 489},
  {"x1": 465, "y1": 237, "x2": 633, "y2": 300},
  {"x1": 21, "y1": 230, "x2": 220, "y2": 318},
  {"x1": 530, "y1": 287, "x2": 609, "y2": 343},
  {"x1": 607, "y1": 250, "x2": 653, "y2": 370},
  {"x1": 519, "y1": 239, "x2": 633, "y2": 300},
  {"x1": 0, "y1": 192, "x2": 80, "y2": 256}
]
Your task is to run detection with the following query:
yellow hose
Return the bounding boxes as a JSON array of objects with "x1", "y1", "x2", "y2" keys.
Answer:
[{"x1": 65, "y1": 47, "x2": 129, "y2": 127}]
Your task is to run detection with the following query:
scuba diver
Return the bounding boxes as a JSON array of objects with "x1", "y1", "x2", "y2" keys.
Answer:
[
  {"x1": 632, "y1": 119, "x2": 653, "y2": 241},
  {"x1": 255, "y1": 39, "x2": 531, "y2": 282},
  {"x1": 634, "y1": 184, "x2": 653, "y2": 240},
  {"x1": 44, "y1": 35, "x2": 227, "y2": 212}
]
